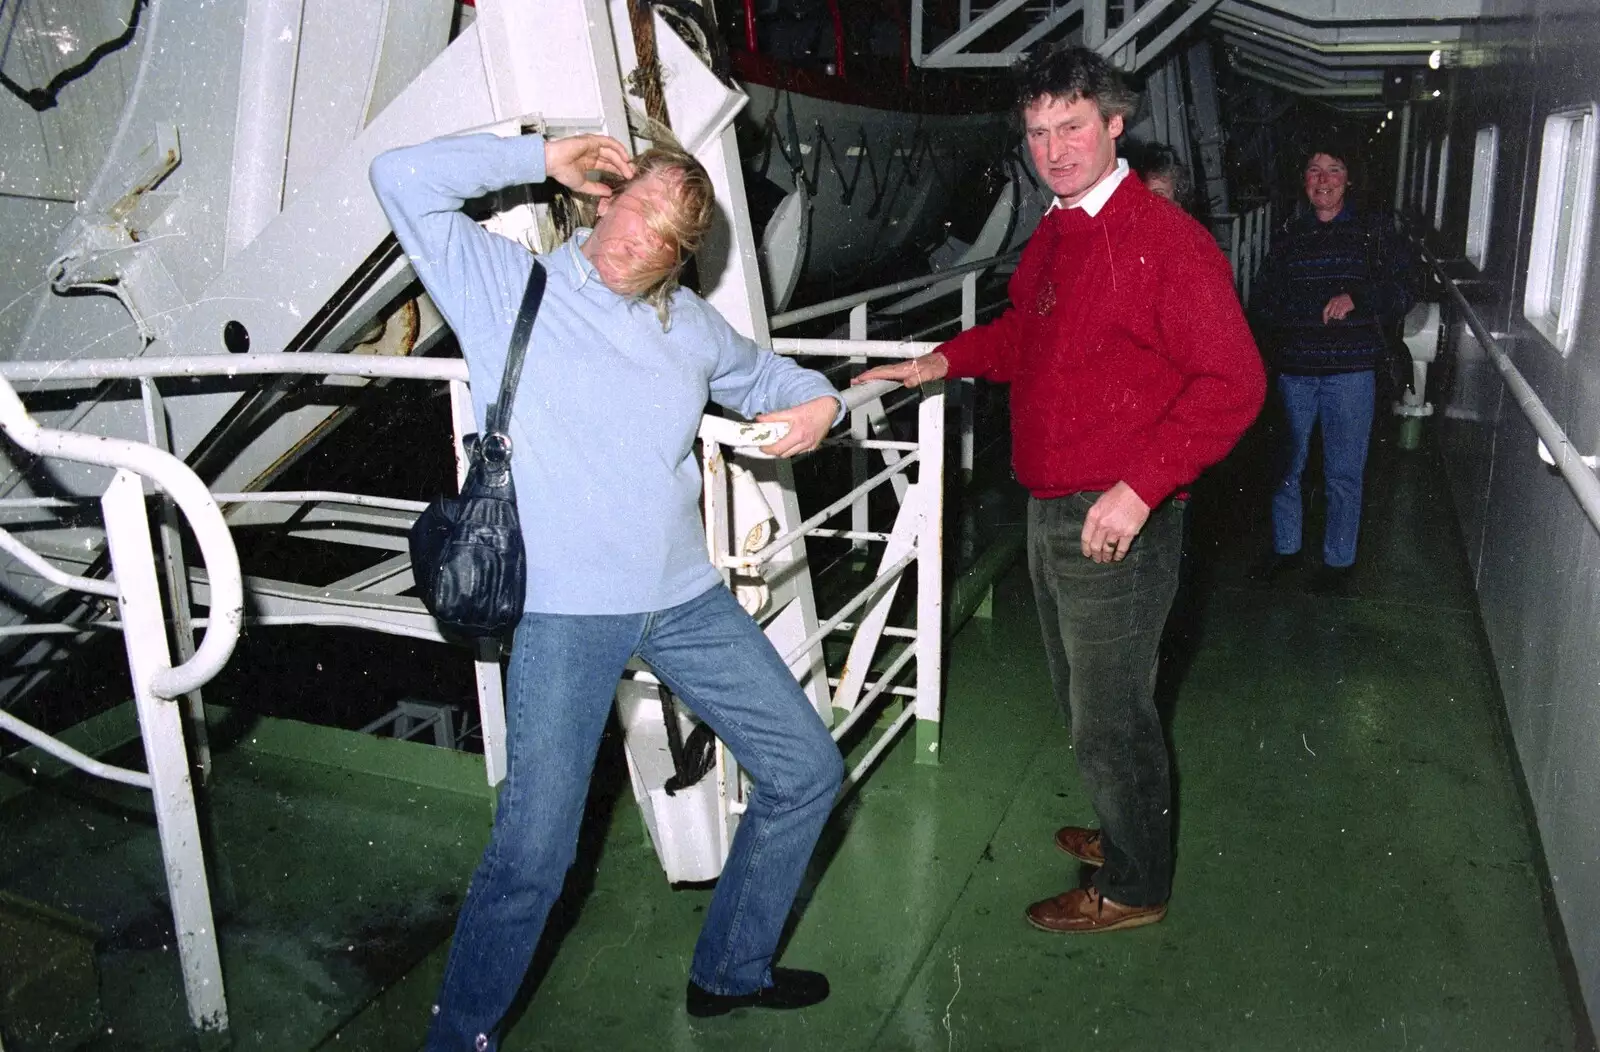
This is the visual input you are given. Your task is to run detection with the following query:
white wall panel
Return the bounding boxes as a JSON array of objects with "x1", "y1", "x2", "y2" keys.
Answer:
[{"x1": 1433, "y1": 1, "x2": 1600, "y2": 1030}]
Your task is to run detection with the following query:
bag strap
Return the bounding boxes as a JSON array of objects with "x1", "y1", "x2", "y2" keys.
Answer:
[{"x1": 485, "y1": 260, "x2": 547, "y2": 438}]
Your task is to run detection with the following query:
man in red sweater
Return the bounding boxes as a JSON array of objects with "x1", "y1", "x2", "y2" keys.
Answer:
[{"x1": 858, "y1": 44, "x2": 1263, "y2": 933}]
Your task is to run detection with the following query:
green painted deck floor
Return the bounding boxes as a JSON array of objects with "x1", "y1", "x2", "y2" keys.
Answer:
[{"x1": 2, "y1": 430, "x2": 1591, "y2": 1050}]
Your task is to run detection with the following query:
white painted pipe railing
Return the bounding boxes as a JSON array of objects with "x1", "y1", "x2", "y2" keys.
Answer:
[
  {"x1": 0, "y1": 707, "x2": 154, "y2": 789},
  {"x1": 0, "y1": 376, "x2": 243, "y2": 699},
  {"x1": 0, "y1": 369, "x2": 238, "y2": 1034},
  {"x1": 696, "y1": 378, "x2": 902, "y2": 453},
  {"x1": 696, "y1": 332, "x2": 948, "y2": 808},
  {"x1": 1215, "y1": 201, "x2": 1273, "y2": 304},
  {"x1": 1416, "y1": 241, "x2": 1600, "y2": 537},
  {"x1": 3, "y1": 340, "x2": 953, "y2": 893},
  {"x1": 744, "y1": 456, "x2": 918, "y2": 572},
  {"x1": 0, "y1": 351, "x2": 468, "y2": 385},
  {"x1": 210, "y1": 490, "x2": 428, "y2": 512},
  {"x1": 0, "y1": 526, "x2": 119, "y2": 598},
  {"x1": 3, "y1": 347, "x2": 911, "y2": 1036},
  {"x1": 0, "y1": 354, "x2": 921, "y2": 784},
  {"x1": 781, "y1": 550, "x2": 919, "y2": 668},
  {"x1": 769, "y1": 251, "x2": 1019, "y2": 330}
]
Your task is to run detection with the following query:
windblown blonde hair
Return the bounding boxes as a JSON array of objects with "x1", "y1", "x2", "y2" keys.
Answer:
[{"x1": 594, "y1": 146, "x2": 715, "y2": 328}]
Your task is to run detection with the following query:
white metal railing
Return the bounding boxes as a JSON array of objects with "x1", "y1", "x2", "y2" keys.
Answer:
[
  {"x1": 1415, "y1": 241, "x2": 1600, "y2": 536},
  {"x1": 771, "y1": 252, "x2": 1008, "y2": 487},
  {"x1": 763, "y1": 249, "x2": 1006, "y2": 781},
  {"x1": 0, "y1": 352, "x2": 806, "y2": 766},
  {"x1": 1215, "y1": 201, "x2": 1274, "y2": 305},
  {"x1": 0, "y1": 351, "x2": 468, "y2": 386},
  {"x1": 702, "y1": 351, "x2": 943, "y2": 793},
  {"x1": 0, "y1": 383, "x2": 244, "y2": 697},
  {"x1": 0, "y1": 525, "x2": 119, "y2": 598},
  {"x1": 763, "y1": 251, "x2": 1014, "y2": 789},
  {"x1": 0, "y1": 370, "x2": 241, "y2": 1035},
  {"x1": 768, "y1": 251, "x2": 1018, "y2": 332},
  {"x1": 1, "y1": 347, "x2": 951, "y2": 885}
]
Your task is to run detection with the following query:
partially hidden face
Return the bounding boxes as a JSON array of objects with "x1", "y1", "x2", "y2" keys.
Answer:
[
  {"x1": 1304, "y1": 153, "x2": 1349, "y2": 215},
  {"x1": 584, "y1": 172, "x2": 681, "y2": 295},
  {"x1": 1024, "y1": 93, "x2": 1124, "y2": 207},
  {"x1": 1145, "y1": 174, "x2": 1177, "y2": 202}
]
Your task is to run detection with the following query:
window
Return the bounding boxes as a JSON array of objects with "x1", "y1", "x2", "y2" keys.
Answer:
[
  {"x1": 1524, "y1": 104, "x2": 1598, "y2": 353},
  {"x1": 1433, "y1": 135, "x2": 1451, "y2": 230},
  {"x1": 1465, "y1": 125, "x2": 1499, "y2": 269}
]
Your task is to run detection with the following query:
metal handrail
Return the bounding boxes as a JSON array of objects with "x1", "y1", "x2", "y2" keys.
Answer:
[
  {"x1": 747, "y1": 453, "x2": 918, "y2": 571},
  {"x1": 0, "y1": 707, "x2": 153, "y2": 789},
  {"x1": 0, "y1": 359, "x2": 904, "y2": 653},
  {"x1": 769, "y1": 250, "x2": 1020, "y2": 330},
  {"x1": 0, "y1": 375, "x2": 242, "y2": 699},
  {"x1": 1223, "y1": 200, "x2": 1273, "y2": 303},
  {"x1": 0, "y1": 353, "x2": 899, "y2": 658},
  {"x1": 0, "y1": 355, "x2": 892, "y2": 452},
  {"x1": 839, "y1": 377, "x2": 901, "y2": 411},
  {"x1": 1415, "y1": 240, "x2": 1600, "y2": 537},
  {"x1": 3, "y1": 339, "x2": 949, "y2": 949},
  {"x1": 782, "y1": 549, "x2": 917, "y2": 666},
  {"x1": 0, "y1": 526, "x2": 119, "y2": 597},
  {"x1": 0, "y1": 352, "x2": 467, "y2": 385}
]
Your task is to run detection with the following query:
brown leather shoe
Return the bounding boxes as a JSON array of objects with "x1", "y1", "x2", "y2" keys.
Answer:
[
  {"x1": 1053, "y1": 826, "x2": 1105, "y2": 867},
  {"x1": 1025, "y1": 886, "x2": 1167, "y2": 934}
]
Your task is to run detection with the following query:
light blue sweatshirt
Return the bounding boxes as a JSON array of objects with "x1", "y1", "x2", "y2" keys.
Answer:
[{"x1": 370, "y1": 133, "x2": 841, "y2": 615}]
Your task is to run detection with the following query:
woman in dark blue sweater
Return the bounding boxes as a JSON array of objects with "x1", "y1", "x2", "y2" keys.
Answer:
[{"x1": 1252, "y1": 145, "x2": 1413, "y2": 591}]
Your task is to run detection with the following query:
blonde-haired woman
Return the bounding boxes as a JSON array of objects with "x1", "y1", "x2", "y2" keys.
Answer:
[{"x1": 372, "y1": 130, "x2": 844, "y2": 1052}]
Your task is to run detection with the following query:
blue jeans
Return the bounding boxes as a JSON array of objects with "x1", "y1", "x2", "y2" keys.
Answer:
[
  {"x1": 1028, "y1": 493, "x2": 1185, "y2": 908},
  {"x1": 1271, "y1": 371, "x2": 1375, "y2": 569},
  {"x1": 426, "y1": 584, "x2": 843, "y2": 1052}
]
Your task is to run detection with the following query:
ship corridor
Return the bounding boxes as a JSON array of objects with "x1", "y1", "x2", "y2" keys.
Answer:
[{"x1": 2, "y1": 408, "x2": 1592, "y2": 1050}]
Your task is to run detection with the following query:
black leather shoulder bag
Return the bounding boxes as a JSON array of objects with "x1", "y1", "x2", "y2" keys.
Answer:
[{"x1": 409, "y1": 261, "x2": 546, "y2": 637}]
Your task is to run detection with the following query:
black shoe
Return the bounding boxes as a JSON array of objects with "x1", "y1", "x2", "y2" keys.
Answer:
[
  {"x1": 1309, "y1": 564, "x2": 1355, "y2": 595},
  {"x1": 1250, "y1": 551, "x2": 1302, "y2": 584},
  {"x1": 686, "y1": 968, "x2": 830, "y2": 1017}
]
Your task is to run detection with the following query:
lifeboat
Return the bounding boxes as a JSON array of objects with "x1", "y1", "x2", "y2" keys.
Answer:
[{"x1": 713, "y1": 1, "x2": 1018, "y2": 309}]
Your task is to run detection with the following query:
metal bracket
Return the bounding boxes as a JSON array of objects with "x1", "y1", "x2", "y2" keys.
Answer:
[
  {"x1": 47, "y1": 124, "x2": 185, "y2": 344},
  {"x1": 1538, "y1": 439, "x2": 1599, "y2": 471}
]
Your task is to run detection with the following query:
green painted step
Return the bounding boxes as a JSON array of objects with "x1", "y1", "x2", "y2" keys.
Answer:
[{"x1": 0, "y1": 890, "x2": 103, "y2": 1051}]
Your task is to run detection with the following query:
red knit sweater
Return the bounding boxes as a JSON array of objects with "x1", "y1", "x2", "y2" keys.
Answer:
[{"x1": 939, "y1": 176, "x2": 1265, "y2": 506}]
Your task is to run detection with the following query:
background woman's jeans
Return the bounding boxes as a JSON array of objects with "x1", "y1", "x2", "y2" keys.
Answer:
[
  {"x1": 1272, "y1": 370, "x2": 1375, "y2": 568},
  {"x1": 426, "y1": 584, "x2": 844, "y2": 1052},
  {"x1": 1028, "y1": 492, "x2": 1184, "y2": 908}
]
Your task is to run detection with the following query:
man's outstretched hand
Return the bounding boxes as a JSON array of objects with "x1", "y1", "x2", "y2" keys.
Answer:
[
  {"x1": 853, "y1": 352, "x2": 950, "y2": 389},
  {"x1": 545, "y1": 134, "x2": 635, "y2": 197}
]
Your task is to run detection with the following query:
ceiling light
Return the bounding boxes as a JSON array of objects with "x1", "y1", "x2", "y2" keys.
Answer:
[
  {"x1": 1387, "y1": 110, "x2": 1394, "y2": 120},
  {"x1": 1428, "y1": 49, "x2": 1443, "y2": 70}
]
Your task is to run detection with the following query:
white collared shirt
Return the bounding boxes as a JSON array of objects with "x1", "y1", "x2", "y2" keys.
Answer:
[
  {"x1": 1047, "y1": 158, "x2": 1131, "y2": 218},
  {"x1": 566, "y1": 229, "x2": 598, "y2": 290}
]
